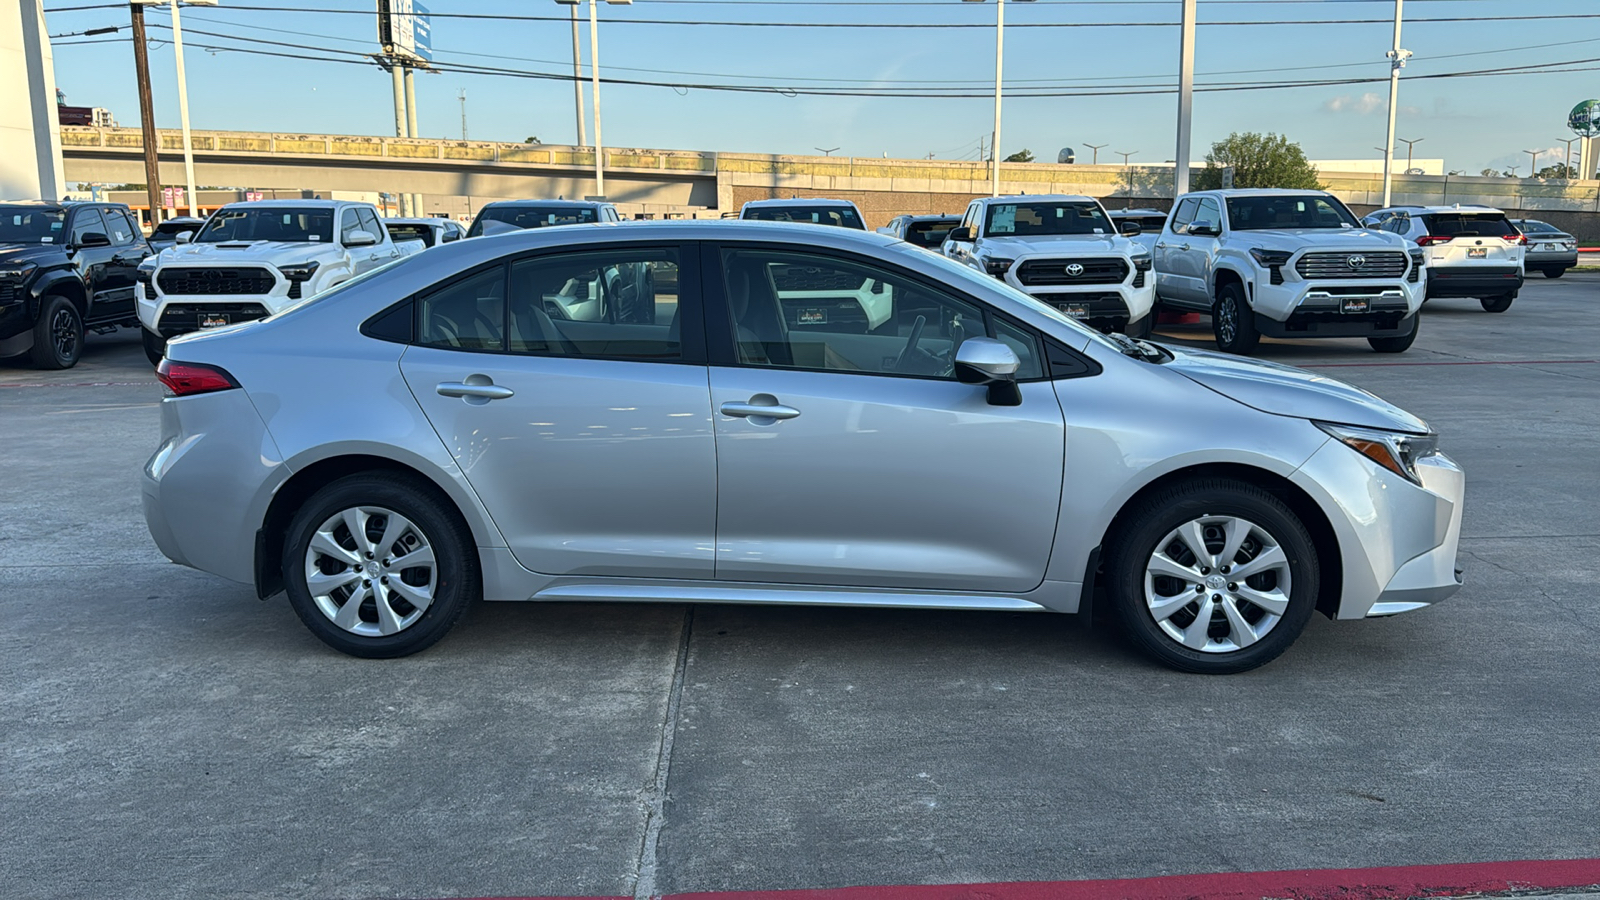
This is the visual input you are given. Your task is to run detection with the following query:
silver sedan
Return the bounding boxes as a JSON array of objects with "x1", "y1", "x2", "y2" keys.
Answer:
[{"x1": 142, "y1": 221, "x2": 1465, "y2": 674}]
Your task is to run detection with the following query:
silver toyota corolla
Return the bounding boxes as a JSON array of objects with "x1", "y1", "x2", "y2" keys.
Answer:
[{"x1": 143, "y1": 222, "x2": 1465, "y2": 674}]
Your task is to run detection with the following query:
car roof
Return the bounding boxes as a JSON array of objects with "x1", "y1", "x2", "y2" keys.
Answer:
[
  {"x1": 1108, "y1": 208, "x2": 1167, "y2": 216},
  {"x1": 1193, "y1": 189, "x2": 1333, "y2": 198},
  {"x1": 478, "y1": 199, "x2": 610, "y2": 209},
  {"x1": 976, "y1": 194, "x2": 1097, "y2": 204},
  {"x1": 383, "y1": 217, "x2": 458, "y2": 225},
  {"x1": 741, "y1": 198, "x2": 860, "y2": 209},
  {"x1": 1377, "y1": 204, "x2": 1506, "y2": 214},
  {"x1": 903, "y1": 213, "x2": 960, "y2": 222}
]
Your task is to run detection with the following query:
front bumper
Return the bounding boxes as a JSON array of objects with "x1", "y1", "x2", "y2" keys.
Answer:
[
  {"x1": 1290, "y1": 440, "x2": 1465, "y2": 620},
  {"x1": 1002, "y1": 266, "x2": 1156, "y2": 330},
  {"x1": 1425, "y1": 265, "x2": 1523, "y2": 299},
  {"x1": 1249, "y1": 275, "x2": 1422, "y2": 336},
  {"x1": 138, "y1": 285, "x2": 290, "y2": 337}
]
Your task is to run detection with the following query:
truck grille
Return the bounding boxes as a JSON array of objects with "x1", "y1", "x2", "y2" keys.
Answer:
[
  {"x1": 1295, "y1": 251, "x2": 1408, "y2": 279},
  {"x1": 769, "y1": 266, "x2": 864, "y2": 292},
  {"x1": 157, "y1": 267, "x2": 276, "y2": 296},
  {"x1": 157, "y1": 302, "x2": 271, "y2": 337},
  {"x1": 1016, "y1": 257, "x2": 1128, "y2": 286},
  {"x1": 0, "y1": 282, "x2": 19, "y2": 305}
]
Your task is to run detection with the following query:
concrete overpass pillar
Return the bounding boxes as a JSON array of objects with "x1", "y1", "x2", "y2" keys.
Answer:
[{"x1": 1, "y1": 0, "x2": 66, "y2": 200}]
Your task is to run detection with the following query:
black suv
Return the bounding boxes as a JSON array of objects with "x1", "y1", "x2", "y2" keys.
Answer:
[{"x1": 0, "y1": 201, "x2": 151, "y2": 368}]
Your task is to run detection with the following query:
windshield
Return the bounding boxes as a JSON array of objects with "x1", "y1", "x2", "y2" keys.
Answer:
[
  {"x1": 742, "y1": 206, "x2": 865, "y2": 229},
  {"x1": 196, "y1": 208, "x2": 334, "y2": 243},
  {"x1": 903, "y1": 245, "x2": 1119, "y2": 352},
  {"x1": 905, "y1": 219, "x2": 958, "y2": 248},
  {"x1": 467, "y1": 206, "x2": 597, "y2": 237},
  {"x1": 984, "y1": 202, "x2": 1113, "y2": 237},
  {"x1": 1515, "y1": 220, "x2": 1557, "y2": 234},
  {"x1": 1225, "y1": 195, "x2": 1359, "y2": 230},
  {"x1": 0, "y1": 206, "x2": 67, "y2": 244}
]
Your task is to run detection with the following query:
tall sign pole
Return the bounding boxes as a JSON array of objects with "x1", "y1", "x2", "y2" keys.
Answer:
[
  {"x1": 570, "y1": 3, "x2": 587, "y2": 147},
  {"x1": 1173, "y1": 0, "x2": 1196, "y2": 196},
  {"x1": 129, "y1": 3, "x2": 163, "y2": 225},
  {"x1": 588, "y1": 0, "x2": 606, "y2": 197},
  {"x1": 990, "y1": 0, "x2": 1004, "y2": 196},
  {"x1": 1379, "y1": 0, "x2": 1410, "y2": 208}
]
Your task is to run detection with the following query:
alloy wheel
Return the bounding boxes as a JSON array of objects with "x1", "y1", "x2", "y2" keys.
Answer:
[
  {"x1": 304, "y1": 506, "x2": 437, "y2": 637},
  {"x1": 1143, "y1": 515, "x2": 1292, "y2": 653},
  {"x1": 51, "y1": 307, "x2": 78, "y2": 360},
  {"x1": 1216, "y1": 298, "x2": 1238, "y2": 344}
]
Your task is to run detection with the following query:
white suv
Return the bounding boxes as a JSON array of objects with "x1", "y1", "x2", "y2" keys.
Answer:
[
  {"x1": 1364, "y1": 205, "x2": 1525, "y2": 312},
  {"x1": 942, "y1": 195, "x2": 1155, "y2": 336},
  {"x1": 740, "y1": 198, "x2": 867, "y2": 229},
  {"x1": 1155, "y1": 190, "x2": 1424, "y2": 354}
]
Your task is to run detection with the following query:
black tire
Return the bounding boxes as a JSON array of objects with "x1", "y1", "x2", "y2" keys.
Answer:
[
  {"x1": 141, "y1": 328, "x2": 165, "y2": 367},
  {"x1": 1480, "y1": 293, "x2": 1515, "y2": 313},
  {"x1": 1105, "y1": 479, "x2": 1320, "y2": 674},
  {"x1": 1211, "y1": 281, "x2": 1260, "y2": 355},
  {"x1": 1542, "y1": 268, "x2": 1566, "y2": 279},
  {"x1": 282, "y1": 473, "x2": 478, "y2": 658},
  {"x1": 29, "y1": 294, "x2": 83, "y2": 369},
  {"x1": 1367, "y1": 315, "x2": 1418, "y2": 353}
]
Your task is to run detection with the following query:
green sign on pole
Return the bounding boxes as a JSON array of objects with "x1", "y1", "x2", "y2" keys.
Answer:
[{"x1": 1570, "y1": 99, "x2": 1600, "y2": 138}]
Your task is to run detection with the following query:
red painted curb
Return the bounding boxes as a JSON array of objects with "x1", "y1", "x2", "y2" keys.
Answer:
[{"x1": 660, "y1": 858, "x2": 1600, "y2": 900}]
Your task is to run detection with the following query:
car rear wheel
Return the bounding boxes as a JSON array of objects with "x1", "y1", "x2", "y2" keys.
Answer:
[
  {"x1": 283, "y1": 474, "x2": 477, "y2": 658},
  {"x1": 1480, "y1": 294, "x2": 1515, "y2": 313},
  {"x1": 1106, "y1": 479, "x2": 1319, "y2": 674},
  {"x1": 1542, "y1": 268, "x2": 1566, "y2": 279},
  {"x1": 141, "y1": 329, "x2": 165, "y2": 367},
  {"x1": 30, "y1": 295, "x2": 83, "y2": 370},
  {"x1": 1367, "y1": 315, "x2": 1418, "y2": 353},
  {"x1": 1211, "y1": 282, "x2": 1260, "y2": 355}
]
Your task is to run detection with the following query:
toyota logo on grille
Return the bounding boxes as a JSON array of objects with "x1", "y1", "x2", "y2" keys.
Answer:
[
  {"x1": 1065, "y1": 263, "x2": 1085, "y2": 277},
  {"x1": 1346, "y1": 255, "x2": 1367, "y2": 269}
]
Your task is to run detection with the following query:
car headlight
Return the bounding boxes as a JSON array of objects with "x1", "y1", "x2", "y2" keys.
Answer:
[
  {"x1": 1248, "y1": 248, "x2": 1292, "y2": 268},
  {"x1": 0, "y1": 263, "x2": 38, "y2": 280},
  {"x1": 983, "y1": 257, "x2": 1016, "y2": 278},
  {"x1": 1316, "y1": 422, "x2": 1439, "y2": 485},
  {"x1": 1131, "y1": 253, "x2": 1153, "y2": 272},
  {"x1": 278, "y1": 261, "x2": 320, "y2": 282},
  {"x1": 135, "y1": 259, "x2": 157, "y2": 285}
]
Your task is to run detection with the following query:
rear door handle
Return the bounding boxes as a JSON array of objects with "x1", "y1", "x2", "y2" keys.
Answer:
[
  {"x1": 721, "y1": 400, "x2": 801, "y2": 420},
  {"x1": 437, "y1": 381, "x2": 514, "y2": 401}
]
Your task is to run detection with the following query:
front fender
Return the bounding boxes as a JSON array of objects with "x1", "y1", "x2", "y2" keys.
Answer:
[{"x1": 29, "y1": 268, "x2": 87, "y2": 315}]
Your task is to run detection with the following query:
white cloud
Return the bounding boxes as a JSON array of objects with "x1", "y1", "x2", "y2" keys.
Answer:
[{"x1": 1324, "y1": 93, "x2": 1388, "y2": 115}]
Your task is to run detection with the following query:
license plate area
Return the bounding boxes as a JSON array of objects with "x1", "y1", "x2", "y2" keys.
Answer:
[
  {"x1": 198, "y1": 313, "x2": 231, "y2": 329},
  {"x1": 1057, "y1": 303, "x2": 1089, "y2": 319},
  {"x1": 1340, "y1": 297, "x2": 1370, "y2": 314},
  {"x1": 795, "y1": 308, "x2": 828, "y2": 325},
  {"x1": 1467, "y1": 247, "x2": 1488, "y2": 259}
]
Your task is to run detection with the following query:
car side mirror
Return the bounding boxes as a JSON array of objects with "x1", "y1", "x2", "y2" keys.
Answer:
[
  {"x1": 1188, "y1": 221, "x2": 1218, "y2": 237},
  {"x1": 947, "y1": 226, "x2": 974, "y2": 243},
  {"x1": 1119, "y1": 221, "x2": 1143, "y2": 236},
  {"x1": 175, "y1": 231, "x2": 194, "y2": 245},
  {"x1": 955, "y1": 337, "x2": 1023, "y2": 406},
  {"x1": 77, "y1": 232, "x2": 111, "y2": 249},
  {"x1": 346, "y1": 230, "x2": 378, "y2": 247}
]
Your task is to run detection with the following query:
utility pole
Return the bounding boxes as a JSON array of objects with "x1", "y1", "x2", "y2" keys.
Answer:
[
  {"x1": 389, "y1": 61, "x2": 408, "y2": 216},
  {"x1": 569, "y1": 2, "x2": 586, "y2": 146},
  {"x1": 1379, "y1": 0, "x2": 1411, "y2": 208},
  {"x1": 404, "y1": 64, "x2": 421, "y2": 214},
  {"x1": 588, "y1": 0, "x2": 605, "y2": 197},
  {"x1": 458, "y1": 88, "x2": 467, "y2": 141},
  {"x1": 167, "y1": 0, "x2": 199, "y2": 216},
  {"x1": 1173, "y1": 0, "x2": 1195, "y2": 196},
  {"x1": 990, "y1": 0, "x2": 1004, "y2": 196},
  {"x1": 129, "y1": 2, "x2": 163, "y2": 226},
  {"x1": 1084, "y1": 142, "x2": 1107, "y2": 165}
]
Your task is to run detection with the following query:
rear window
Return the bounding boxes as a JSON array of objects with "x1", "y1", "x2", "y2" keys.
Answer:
[
  {"x1": 1516, "y1": 220, "x2": 1558, "y2": 234},
  {"x1": 468, "y1": 205, "x2": 597, "y2": 237},
  {"x1": 905, "y1": 220, "x2": 957, "y2": 248},
  {"x1": 386, "y1": 223, "x2": 435, "y2": 247},
  {"x1": 1420, "y1": 213, "x2": 1516, "y2": 238},
  {"x1": 742, "y1": 205, "x2": 865, "y2": 229}
]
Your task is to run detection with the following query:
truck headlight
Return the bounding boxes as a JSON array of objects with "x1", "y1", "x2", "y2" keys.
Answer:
[
  {"x1": 0, "y1": 263, "x2": 38, "y2": 280},
  {"x1": 1131, "y1": 254, "x2": 1153, "y2": 273},
  {"x1": 1248, "y1": 248, "x2": 1292, "y2": 268},
  {"x1": 983, "y1": 257, "x2": 1015, "y2": 278},
  {"x1": 1317, "y1": 422, "x2": 1439, "y2": 485},
  {"x1": 279, "y1": 261, "x2": 321, "y2": 300}
]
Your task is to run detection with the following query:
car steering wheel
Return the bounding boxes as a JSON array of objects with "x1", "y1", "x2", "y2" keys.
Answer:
[{"x1": 890, "y1": 315, "x2": 926, "y2": 373}]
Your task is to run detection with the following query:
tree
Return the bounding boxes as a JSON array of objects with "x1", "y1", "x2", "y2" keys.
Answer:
[
  {"x1": 524, "y1": 136, "x2": 541, "y2": 144},
  {"x1": 1004, "y1": 149, "x2": 1035, "y2": 163},
  {"x1": 1191, "y1": 132, "x2": 1324, "y2": 190},
  {"x1": 1537, "y1": 163, "x2": 1576, "y2": 180}
]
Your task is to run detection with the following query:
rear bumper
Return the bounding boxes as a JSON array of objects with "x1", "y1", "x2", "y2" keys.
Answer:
[
  {"x1": 1525, "y1": 251, "x2": 1579, "y2": 269},
  {"x1": 1425, "y1": 265, "x2": 1523, "y2": 298}
]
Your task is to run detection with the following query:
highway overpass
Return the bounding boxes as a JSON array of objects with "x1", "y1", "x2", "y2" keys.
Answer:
[{"x1": 60, "y1": 127, "x2": 1600, "y2": 234}]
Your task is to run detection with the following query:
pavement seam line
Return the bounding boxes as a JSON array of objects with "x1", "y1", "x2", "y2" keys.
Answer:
[{"x1": 633, "y1": 604, "x2": 694, "y2": 900}]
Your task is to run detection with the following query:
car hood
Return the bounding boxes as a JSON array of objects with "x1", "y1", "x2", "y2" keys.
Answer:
[
  {"x1": 1242, "y1": 228, "x2": 1410, "y2": 253},
  {"x1": 0, "y1": 243, "x2": 65, "y2": 267},
  {"x1": 1160, "y1": 344, "x2": 1430, "y2": 434},
  {"x1": 160, "y1": 241, "x2": 341, "y2": 266},
  {"x1": 978, "y1": 234, "x2": 1136, "y2": 257}
]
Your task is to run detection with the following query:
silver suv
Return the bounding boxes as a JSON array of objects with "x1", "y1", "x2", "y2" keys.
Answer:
[
  {"x1": 142, "y1": 222, "x2": 1465, "y2": 674},
  {"x1": 1364, "y1": 204, "x2": 1525, "y2": 312},
  {"x1": 1155, "y1": 190, "x2": 1424, "y2": 354}
]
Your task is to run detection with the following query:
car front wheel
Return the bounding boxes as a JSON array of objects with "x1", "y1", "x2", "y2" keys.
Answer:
[
  {"x1": 1211, "y1": 282, "x2": 1260, "y2": 355},
  {"x1": 30, "y1": 295, "x2": 83, "y2": 369},
  {"x1": 1106, "y1": 479, "x2": 1319, "y2": 674},
  {"x1": 141, "y1": 329, "x2": 165, "y2": 367},
  {"x1": 1480, "y1": 294, "x2": 1515, "y2": 313},
  {"x1": 1367, "y1": 315, "x2": 1418, "y2": 353},
  {"x1": 1543, "y1": 268, "x2": 1566, "y2": 279},
  {"x1": 283, "y1": 474, "x2": 478, "y2": 658}
]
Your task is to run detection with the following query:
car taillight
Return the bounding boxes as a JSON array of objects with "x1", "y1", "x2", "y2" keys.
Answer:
[
  {"x1": 1414, "y1": 235, "x2": 1452, "y2": 246},
  {"x1": 1504, "y1": 234, "x2": 1526, "y2": 244},
  {"x1": 157, "y1": 359, "x2": 239, "y2": 396}
]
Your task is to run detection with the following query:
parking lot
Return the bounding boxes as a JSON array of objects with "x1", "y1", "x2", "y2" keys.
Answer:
[{"x1": 2, "y1": 276, "x2": 1597, "y2": 899}]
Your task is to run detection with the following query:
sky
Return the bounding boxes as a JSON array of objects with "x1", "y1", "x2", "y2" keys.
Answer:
[{"x1": 41, "y1": 0, "x2": 1600, "y2": 176}]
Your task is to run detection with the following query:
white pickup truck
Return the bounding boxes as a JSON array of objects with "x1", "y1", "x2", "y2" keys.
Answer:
[{"x1": 137, "y1": 199, "x2": 424, "y2": 364}]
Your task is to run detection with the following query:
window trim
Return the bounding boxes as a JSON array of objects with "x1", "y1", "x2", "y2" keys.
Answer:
[
  {"x1": 701, "y1": 240, "x2": 1054, "y2": 384},
  {"x1": 69, "y1": 207, "x2": 109, "y2": 245},
  {"x1": 1169, "y1": 197, "x2": 1201, "y2": 233}
]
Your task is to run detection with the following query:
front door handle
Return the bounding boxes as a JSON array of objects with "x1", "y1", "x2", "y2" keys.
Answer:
[
  {"x1": 1179, "y1": 243, "x2": 1191, "y2": 251},
  {"x1": 1154, "y1": 242, "x2": 1167, "y2": 249},
  {"x1": 721, "y1": 400, "x2": 801, "y2": 420},
  {"x1": 437, "y1": 380, "x2": 514, "y2": 401}
]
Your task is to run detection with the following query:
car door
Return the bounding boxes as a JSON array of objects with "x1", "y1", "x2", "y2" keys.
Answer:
[
  {"x1": 1187, "y1": 196, "x2": 1225, "y2": 303},
  {"x1": 945, "y1": 203, "x2": 982, "y2": 266},
  {"x1": 87, "y1": 208, "x2": 145, "y2": 322},
  {"x1": 398, "y1": 242, "x2": 718, "y2": 579},
  {"x1": 1155, "y1": 197, "x2": 1200, "y2": 306},
  {"x1": 703, "y1": 242, "x2": 1065, "y2": 594},
  {"x1": 67, "y1": 208, "x2": 118, "y2": 315}
]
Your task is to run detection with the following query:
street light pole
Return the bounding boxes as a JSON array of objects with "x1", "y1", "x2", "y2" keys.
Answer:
[
  {"x1": 1525, "y1": 148, "x2": 1541, "y2": 178},
  {"x1": 1379, "y1": 0, "x2": 1410, "y2": 208},
  {"x1": 990, "y1": 0, "x2": 1004, "y2": 196},
  {"x1": 1084, "y1": 142, "x2": 1107, "y2": 165},
  {"x1": 588, "y1": 0, "x2": 605, "y2": 198},
  {"x1": 1397, "y1": 136, "x2": 1422, "y2": 174},
  {"x1": 1173, "y1": 0, "x2": 1195, "y2": 196},
  {"x1": 1559, "y1": 137, "x2": 1579, "y2": 177},
  {"x1": 165, "y1": 0, "x2": 204, "y2": 216},
  {"x1": 569, "y1": 2, "x2": 586, "y2": 147}
]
